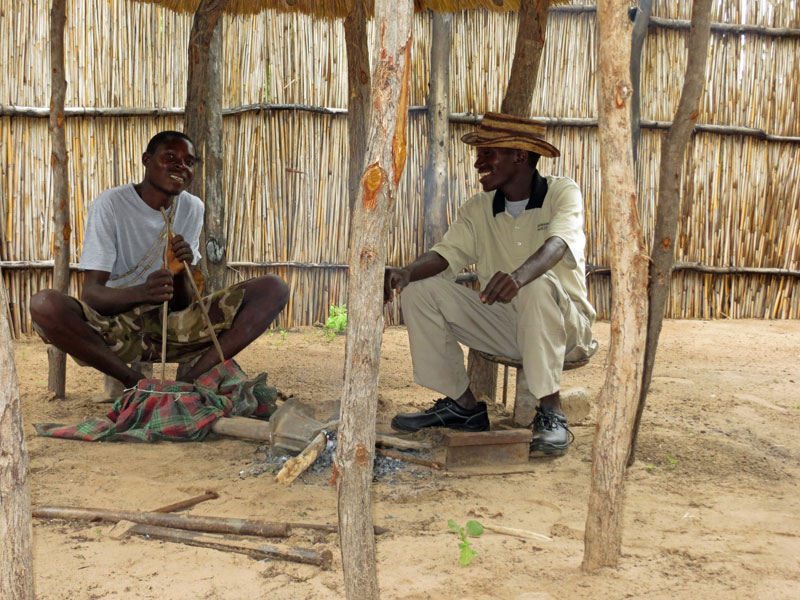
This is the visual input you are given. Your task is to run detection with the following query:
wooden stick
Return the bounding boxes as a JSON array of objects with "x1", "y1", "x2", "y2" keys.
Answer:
[
  {"x1": 375, "y1": 449, "x2": 441, "y2": 470},
  {"x1": 375, "y1": 433, "x2": 433, "y2": 451},
  {"x1": 482, "y1": 523, "x2": 552, "y2": 543},
  {"x1": 152, "y1": 490, "x2": 219, "y2": 513},
  {"x1": 289, "y1": 522, "x2": 388, "y2": 536},
  {"x1": 161, "y1": 224, "x2": 169, "y2": 383},
  {"x1": 32, "y1": 506, "x2": 291, "y2": 539},
  {"x1": 210, "y1": 415, "x2": 271, "y2": 441},
  {"x1": 129, "y1": 524, "x2": 332, "y2": 569},
  {"x1": 275, "y1": 431, "x2": 328, "y2": 484}
]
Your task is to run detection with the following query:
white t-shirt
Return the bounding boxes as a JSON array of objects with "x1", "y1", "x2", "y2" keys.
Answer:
[{"x1": 79, "y1": 184, "x2": 204, "y2": 289}]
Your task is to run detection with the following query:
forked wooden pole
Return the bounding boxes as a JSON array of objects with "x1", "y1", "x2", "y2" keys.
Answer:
[{"x1": 160, "y1": 208, "x2": 226, "y2": 366}]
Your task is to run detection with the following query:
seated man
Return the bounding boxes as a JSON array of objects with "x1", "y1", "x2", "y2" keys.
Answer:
[
  {"x1": 384, "y1": 113, "x2": 596, "y2": 456},
  {"x1": 31, "y1": 131, "x2": 289, "y2": 388}
]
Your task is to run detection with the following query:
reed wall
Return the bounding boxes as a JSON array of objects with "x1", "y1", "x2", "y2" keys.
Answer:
[{"x1": 1, "y1": 0, "x2": 799, "y2": 337}]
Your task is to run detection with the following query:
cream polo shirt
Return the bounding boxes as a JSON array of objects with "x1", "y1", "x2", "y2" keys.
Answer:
[{"x1": 431, "y1": 175, "x2": 596, "y2": 323}]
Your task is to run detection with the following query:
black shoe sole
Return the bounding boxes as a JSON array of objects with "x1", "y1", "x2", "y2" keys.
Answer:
[{"x1": 529, "y1": 443, "x2": 570, "y2": 457}]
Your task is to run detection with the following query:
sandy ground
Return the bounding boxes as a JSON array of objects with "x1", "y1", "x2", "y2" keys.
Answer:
[{"x1": 14, "y1": 319, "x2": 800, "y2": 600}]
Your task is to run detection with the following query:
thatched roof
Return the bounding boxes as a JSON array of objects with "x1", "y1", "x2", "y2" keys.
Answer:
[{"x1": 138, "y1": 0, "x2": 527, "y2": 18}]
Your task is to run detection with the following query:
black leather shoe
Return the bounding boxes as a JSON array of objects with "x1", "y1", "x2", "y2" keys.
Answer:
[
  {"x1": 391, "y1": 398, "x2": 490, "y2": 433},
  {"x1": 530, "y1": 406, "x2": 573, "y2": 456}
]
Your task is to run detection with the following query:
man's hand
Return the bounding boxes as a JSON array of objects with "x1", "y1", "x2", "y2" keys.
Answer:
[
  {"x1": 384, "y1": 267, "x2": 411, "y2": 303},
  {"x1": 167, "y1": 234, "x2": 192, "y2": 274},
  {"x1": 141, "y1": 269, "x2": 175, "y2": 304},
  {"x1": 479, "y1": 271, "x2": 521, "y2": 305}
]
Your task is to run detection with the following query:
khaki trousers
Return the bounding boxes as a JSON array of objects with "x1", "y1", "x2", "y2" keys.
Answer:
[{"x1": 400, "y1": 274, "x2": 594, "y2": 400}]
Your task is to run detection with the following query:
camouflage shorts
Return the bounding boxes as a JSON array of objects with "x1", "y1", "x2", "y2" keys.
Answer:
[{"x1": 38, "y1": 286, "x2": 245, "y2": 364}]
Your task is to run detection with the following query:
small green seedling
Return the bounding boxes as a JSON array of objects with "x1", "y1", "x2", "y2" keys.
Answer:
[
  {"x1": 666, "y1": 455, "x2": 679, "y2": 468},
  {"x1": 447, "y1": 519, "x2": 483, "y2": 566},
  {"x1": 280, "y1": 329, "x2": 288, "y2": 341},
  {"x1": 324, "y1": 304, "x2": 348, "y2": 332}
]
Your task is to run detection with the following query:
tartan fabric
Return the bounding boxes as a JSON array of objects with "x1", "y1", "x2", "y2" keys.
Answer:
[{"x1": 35, "y1": 360, "x2": 278, "y2": 442}]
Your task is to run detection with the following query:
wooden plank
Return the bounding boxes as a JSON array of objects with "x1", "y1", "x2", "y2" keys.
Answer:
[{"x1": 443, "y1": 429, "x2": 532, "y2": 448}]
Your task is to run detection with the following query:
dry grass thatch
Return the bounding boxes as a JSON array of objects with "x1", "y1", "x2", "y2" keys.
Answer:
[{"x1": 1, "y1": 1, "x2": 799, "y2": 337}]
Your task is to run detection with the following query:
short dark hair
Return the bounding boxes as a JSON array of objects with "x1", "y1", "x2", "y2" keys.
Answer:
[{"x1": 145, "y1": 131, "x2": 195, "y2": 155}]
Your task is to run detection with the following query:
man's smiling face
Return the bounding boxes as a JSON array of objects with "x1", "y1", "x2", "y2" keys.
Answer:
[
  {"x1": 142, "y1": 137, "x2": 197, "y2": 196},
  {"x1": 473, "y1": 147, "x2": 522, "y2": 192}
]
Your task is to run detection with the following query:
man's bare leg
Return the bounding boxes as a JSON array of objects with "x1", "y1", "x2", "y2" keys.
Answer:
[
  {"x1": 29, "y1": 289, "x2": 144, "y2": 387},
  {"x1": 180, "y1": 274, "x2": 289, "y2": 381}
]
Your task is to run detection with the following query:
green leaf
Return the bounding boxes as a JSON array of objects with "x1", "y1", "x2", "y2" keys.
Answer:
[
  {"x1": 447, "y1": 519, "x2": 460, "y2": 534},
  {"x1": 459, "y1": 545, "x2": 476, "y2": 566},
  {"x1": 465, "y1": 520, "x2": 484, "y2": 537}
]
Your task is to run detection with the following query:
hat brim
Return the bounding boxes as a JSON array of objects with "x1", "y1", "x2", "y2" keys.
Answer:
[{"x1": 461, "y1": 132, "x2": 560, "y2": 158}]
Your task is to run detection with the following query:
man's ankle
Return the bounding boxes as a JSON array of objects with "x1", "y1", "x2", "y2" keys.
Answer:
[
  {"x1": 453, "y1": 387, "x2": 478, "y2": 411},
  {"x1": 538, "y1": 391, "x2": 563, "y2": 415}
]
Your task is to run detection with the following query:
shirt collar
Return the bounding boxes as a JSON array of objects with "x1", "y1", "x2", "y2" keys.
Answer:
[{"x1": 492, "y1": 171, "x2": 548, "y2": 217}]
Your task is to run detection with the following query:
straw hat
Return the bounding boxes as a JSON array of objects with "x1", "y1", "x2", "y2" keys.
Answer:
[{"x1": 461, "y1": 112, "x2": 560, "y2": 158}]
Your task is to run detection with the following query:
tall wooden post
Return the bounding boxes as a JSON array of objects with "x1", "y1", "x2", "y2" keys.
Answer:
[
  {"x1": 335, "y1": 0, "x2": 413, "y2": 596},
  {"x1": 47, "y1": 0, "x2": 69, "y2": 398},
  {"x1": 630, "y1": 0, "x2": 653, "y2": 162},
  {"x1": 345, "y1": 0, "x2": 371, "y2": 215},
  {"x1": 0, "y1": 270, "x2": 35, "y2": 599},
  {"x1": 582, "y1": 0, "x2": 649, "y2": 571},
  {"x1": 629, "y1": 0, "x2": 713, "y2": 465},
  {"x1": 423, "y1": 11, "x2": 451, "y2": 251},
  {"x1": 469, "y1": 0, "x2": 552, "y2": 403},
  {"x1": 501, "y1": 0, "x2": 550, "y2": 116},
  {"x1": 185, "y1": 0, "x2": 227, "y2": 292}
]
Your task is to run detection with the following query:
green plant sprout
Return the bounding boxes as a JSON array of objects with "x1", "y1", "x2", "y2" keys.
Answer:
[
  {"x1": 325, "y1": 304, "x2": 348, "y2": 332},
  {"x1": 447, "y1": 519, "x2": 483, "y2": 566}
]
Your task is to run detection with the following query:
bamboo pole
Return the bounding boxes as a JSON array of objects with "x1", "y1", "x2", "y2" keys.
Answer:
[
  {"x1": 582, "y1": 0, "x2": 649, "y2": 572},
  {"x1": 335, "y1": 0, "x2": 413, "y2": 596},
  {"x1": 47, "y1": 0, "x2": 69, "y2": 399}
]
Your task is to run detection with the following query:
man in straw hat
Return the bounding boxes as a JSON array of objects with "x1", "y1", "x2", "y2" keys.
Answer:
[
  {"x1": 384, "y1": 112, "x2": 596, "y2": 455},
  {"x1": 31, "y1": 131, "x2": 289, "y2": 390}
]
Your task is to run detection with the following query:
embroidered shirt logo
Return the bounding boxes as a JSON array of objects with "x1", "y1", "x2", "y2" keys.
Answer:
[{"x1": 537, "y1": 222, "x2": 550, "y2": 231}]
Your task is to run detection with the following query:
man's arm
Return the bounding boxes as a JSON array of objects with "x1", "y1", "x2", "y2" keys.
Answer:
[
  {"x1": 82, "y1": 233, "x2": 197, "y2": 315},
  {"x1": 383, "y1": 251, "x2": 449, "y2": 303},
  {"x1": 479, "y1": 236, "x2": 568, "y2": 305}
]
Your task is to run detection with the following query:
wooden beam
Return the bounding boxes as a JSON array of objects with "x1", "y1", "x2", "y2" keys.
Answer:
[
  {"x1": 423, "y1": 12, "x2": 451, "y2": 250},
  {"x1": 582, "y1": 0, "x2": 649, "y2": 572},
  {"x1": 47, "y1": 0, "x2": 70, "y2": 399},
  {"x1": 185, "y1": 0, "x2": 228, "y2": 292},
  {"x1": 335, "y1": 0, "x2": 413, "y2": 596},
  {"x1": 0, "y1": 269, "x2": 35, "y2": 599}
]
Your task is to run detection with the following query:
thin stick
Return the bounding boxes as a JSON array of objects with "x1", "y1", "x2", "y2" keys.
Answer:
[
  {"x1": 275, "y1": 431, "x2": 328, "y2": 484},
  {"x1": 152, "y1": 490, "x2": 219, "y2": 513},
  {"x1": 375, "y1": 448, "x2": 442, "y2": 470},
  {"x1": 160, "y1": 207, "x2": 225, "y2": 363},
  {"x1": 32, "y1": 505, "x2": 291, "y2": 538},
  {"x1": 161, "y1": 225, "x2": 169, "y2": 383},
  {"x1": 128, "y1": 524, "x2": 332, "y2": 569}
]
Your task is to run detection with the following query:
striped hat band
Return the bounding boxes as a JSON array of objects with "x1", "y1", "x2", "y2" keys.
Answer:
[{"x1": 461, "y1": 112, "x2": 559, "y2": 158}]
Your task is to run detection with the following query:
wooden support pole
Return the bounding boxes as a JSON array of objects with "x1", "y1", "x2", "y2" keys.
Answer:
[
  {"x1": 423, "y1": 11, "x2": 451, "y2": 252},
  {"x1": 582, "y1": 0, "x2": 649, "y2": 571},
  {"x1": 0, "y1": 270, "x2": 35, "y2": 599},
  {"x1": 185, "y1": 0, "x2": 228, "y2": 292},
  {"x1": 335, "y1": 0, "x2": 413, "y2": 596},
  {"x1": 47, "y1": 0, "x2": 70, "y2": 399},
  {"x1": 501, "y1": 0, "x2": 550, "y2": 116},
  {"x1": 629, "y1": 0, "x2": 713, "y2": 466},
  {"x1": 630, "y1": 0, "x2": 652, "y2": 162},
  {"x1": 344, "y1": 0, "x2": 371, "y2": 216}
]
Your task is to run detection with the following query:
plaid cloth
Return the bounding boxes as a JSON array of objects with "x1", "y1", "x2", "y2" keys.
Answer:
[{"x1": 34, "y1": 360, "x2": 278, "y2": 443}]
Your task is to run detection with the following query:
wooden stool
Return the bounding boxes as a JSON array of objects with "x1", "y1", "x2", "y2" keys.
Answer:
[{"x1": 473, "y1": 342, "x2": 596, "y2": 426}]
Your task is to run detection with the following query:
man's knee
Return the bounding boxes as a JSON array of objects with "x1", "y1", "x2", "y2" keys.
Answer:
[
  {"x1": 245, "y1": 274, "x2": 289, "y2": 309},
  {"x1": 516, "y1": 275, "x2": 560, "y2": 309},
  {"x1": 400, "y1": 277, "x2": 445, "y2": 312},
  {"x1": 30, "y1": 289, "x2": 79, "y2": 331}
]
